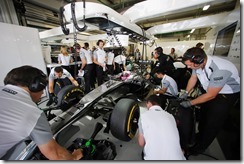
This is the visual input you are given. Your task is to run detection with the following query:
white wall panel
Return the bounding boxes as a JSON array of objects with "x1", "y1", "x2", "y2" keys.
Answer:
[{"x1": 0, "y1": 22, "x2": 46, "y2": 86}]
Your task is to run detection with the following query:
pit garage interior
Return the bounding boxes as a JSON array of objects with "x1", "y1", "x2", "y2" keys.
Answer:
[{"x1": 0, "y1": 0, "x2": 241, "y2": 161}]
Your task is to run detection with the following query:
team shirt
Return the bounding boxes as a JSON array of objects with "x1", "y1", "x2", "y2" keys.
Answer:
[
  {"x1": 49, "y1": 67, "x2": 71, "y2": 81},
  {"x1": 93, "y1": 47, "x2": 107, "y2": 65},
  {"x1": 161, "y1": 75, "x2": 179, "y2": 96},
  {"x1": 58, "y1": 53, "x2": 72, "y2": 66},
  {"x1": 107, "y1": 52, "x2": 115, "y2": 65},
  {"x1": 138, "y1": 105, "x2": 186, "y2": 160},
  {"x1": 80, "y1": 48, "x2": 93, "y2": 64},
  {"x1": 0, "y1": 85, "x2": 53, "y2": 158},
  {"x1": 192, "y1": 55, "x2": 240, "y2": 94}
]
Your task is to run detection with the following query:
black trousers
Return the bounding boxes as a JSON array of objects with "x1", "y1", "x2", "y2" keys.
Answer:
[
  {"x1": 83, "y1": 64, "x2": 94, "y2": 93},
  {"x1": 106, "y1": 64, "x2": 114, "y2": 75},
  {"x1": 96, "y1": 65, "x2": 105, "y2": 86},
  {"x1": 197, "y1": 92, "x2": 240, "y2": 150}
]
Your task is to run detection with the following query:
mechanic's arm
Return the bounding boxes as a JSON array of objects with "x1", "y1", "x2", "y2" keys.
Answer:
[
  {"x1": 80, "y1": 57, "x2": 87, "y2": 71},
  {"x1": 68, "y1": 76, "x2": 79, "y2": 86},
  {"x1": 137, "y1": 118, "x2": 145, "y2": 147},
  {"x1": 38, "y1": 139, "x2": 83, "y2": 160},
  {"x1": 154, "y1": 87, "x2": 167, "y2": 95},
  {"x1": 190, "y1": 87, "x2": 222, "y2": 106},
  {"x1": 138, "y1": 132, "x2": 145, "y2": 147},
  {"x1": 48, "y1": 80, "x2": 54, "y2": 94},
  {"x1": 185, "y1": 74, "x2": 198, "y2": 92}
]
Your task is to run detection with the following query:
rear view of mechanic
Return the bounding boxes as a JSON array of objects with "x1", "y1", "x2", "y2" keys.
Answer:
[
  {"x1": 180, "y1": 47, "x2": 240, "y2": 153},
  {"x1": 47, "y1": 66, "x2": 79, "y2": 106},
  {"x1": 138, "y1": 95, "x2": 186, "y2": 160},
  {"x1": 0, "y1": 65, "x2": 83, "y2": 160}
]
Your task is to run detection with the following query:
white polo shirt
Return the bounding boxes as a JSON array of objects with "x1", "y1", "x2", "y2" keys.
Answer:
[
  {"x1": 80, "y1": 48, "x2": 93, "y2": 64},
  {"x1": 192, "y1": 55, "x2": 240, "y2": 94},
  {"x1": 58, "y1": 53, "x2": 72, "y2": 66},
  {"x1": 49, "y1": 67, "x2": 71, "y2": 81},
  {"x1": 107, "y1": 52, "x2": 115, "y2": 65},
  {"x1": 138, "y1": 105, "x2": 186, "y2": 160},
  {"x1": 161, "y1": 75, "x2": 178, "y2": 96},
  {"x1": 114, "y1": 55, "x2": 126, "y2": 65},
  {"x1": 93, "y1": 48, "x2": 106, "y2": 65}
]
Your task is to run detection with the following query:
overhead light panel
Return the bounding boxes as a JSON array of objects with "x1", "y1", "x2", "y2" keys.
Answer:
[
  {"x1": 203, "y1": 5, "x2": 210, "y2": 11},
  {"x1": 190, "y1": 29, "x2": 195, "y2": 33}
]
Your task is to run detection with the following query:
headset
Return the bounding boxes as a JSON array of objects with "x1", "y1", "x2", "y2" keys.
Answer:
[
  {"x1": 183, "y1": 50, "x2": 204, "y2": 65},
  {"x1": 28, "y1": 73, "x2": 48, "y2": 92}
]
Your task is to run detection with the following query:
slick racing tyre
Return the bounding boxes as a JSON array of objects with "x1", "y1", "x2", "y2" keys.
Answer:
[
  {"x1": 110, "y1": 98, "x2": 140, "y2": 141},
  {"x1": 56, "y1": 85, "x2": 84, "y2": 111}
]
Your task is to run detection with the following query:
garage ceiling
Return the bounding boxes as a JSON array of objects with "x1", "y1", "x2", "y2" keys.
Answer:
[{"x1": 14, "y1": 0, "x2": 238, "y2": 40}]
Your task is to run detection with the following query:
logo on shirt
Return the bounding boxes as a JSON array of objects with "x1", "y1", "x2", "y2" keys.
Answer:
[
  {"x1": 213, "y1": 76, "x2": 223, "y2": 81},
  {"x1": 2, "y1": 88, "x2": 18, "y2": 95}
]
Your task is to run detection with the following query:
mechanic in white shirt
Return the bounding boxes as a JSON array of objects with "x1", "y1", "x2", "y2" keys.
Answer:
[
  {"x1": 114, "y1": 52, "x2": 127, "y2": 74},
  {"x1": 153, "y1": 68, "x2": 179, "y2": 109},
  {"x1": 180, "y1": 47, "x2": 240, "y2": 154},
  {"x1": 93, "y1": 40, "x2": 107, "y2": 86},
  {"x1": 106, "y1": 49, "x2": 115, "y2": 75},
  {"x1": 0, "y1": 65, "x2": 82, "y2": 160},
  {"x1": 46, "y1": 66, "x2": 79, "y2": 106},
  {"x1": 138, "y1": 95, "x2": 186, "y2": 160},
  {"x1": 79, "y1": 42, "x2": 94, "y2": 93}
]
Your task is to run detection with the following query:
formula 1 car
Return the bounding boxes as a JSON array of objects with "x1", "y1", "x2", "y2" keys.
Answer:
[{"x1": 4, "y1": 69, "x2": 151, "y2": 160}]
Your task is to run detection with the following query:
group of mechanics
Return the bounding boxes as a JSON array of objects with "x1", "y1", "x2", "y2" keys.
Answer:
[{"x1": 0, "y1": 40, "x2": 240, "y2": 160}]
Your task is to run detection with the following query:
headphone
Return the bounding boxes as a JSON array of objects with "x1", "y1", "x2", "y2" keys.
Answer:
[
  {"x1": 28, "y1": 73, "x2": 48, "y2": 92},
  {"x1": 183, "y1": 51, "x2": 204, "y2": 65}
]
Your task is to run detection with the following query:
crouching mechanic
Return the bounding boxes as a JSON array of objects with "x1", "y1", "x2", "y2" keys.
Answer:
[
  {"x1": 47, "y1": 66, "x2": 79, "y2": 106},
  {"x1": 138, "y1": 95, "x2": 186, "y2": 160},
  {"x1": 153, "y1": 68, "x2": 179, "y2": 109},
  {"x1": 0, "y1": 65, "x2": 83, "y2": 160}
]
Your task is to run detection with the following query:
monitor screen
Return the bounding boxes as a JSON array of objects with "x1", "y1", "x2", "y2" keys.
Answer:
[{"x1": 213, "y1": 21, "x2": 237, "y2": 57}]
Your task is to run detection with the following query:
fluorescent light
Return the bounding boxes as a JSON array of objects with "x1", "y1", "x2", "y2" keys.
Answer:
[
  {"x1": 203, "y1": 5, "x2": 210, "y2": 11},
  {"x1": 190, "y1": 29, "x2": 195, "y2": 33}
]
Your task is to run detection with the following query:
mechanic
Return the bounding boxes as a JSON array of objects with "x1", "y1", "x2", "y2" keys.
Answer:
[
  {"x1": 138, "y1": 95, "x2": 186, "y2": 160},
  {"x1": 93, "y1": 39, "x2": 107, "y2": 86},
  {"x1": 46, "y1": 66, "x2": 79, "y2": 106},
  {"x1": 106, "y1": 49, "x2": 115, "y2": 75},
  {"x1": 114, "y1": 51, "x2": 127, "y2": 74},
  {"x1": 153, "y1": 68, "x2": 179, "y2": 109},
  {"x1": 146, "y1": 47, "x2": 175, "y2": 85},
  {"x1": 180, "y1": 47, "x2": 240, "y2": 154},
  {"x1": 0, "y1": 65, "x2": 83, "y2": 160},
  {"x1": 79, "y1": 42, "x2": 94, "y2": 93}
]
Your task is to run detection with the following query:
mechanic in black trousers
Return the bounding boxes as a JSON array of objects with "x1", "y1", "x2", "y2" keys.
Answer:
[
  {"x1": 146, "y1": 47, "x2": 175, "y2": 85},
  {"x1": 179, "y1": 47, "x2": 240, "y2": 154},
  {"x1": 93, "y1": 40, "x2": 107, "y2": 86},
  {"x1": 79, "y1": 42, "x2": 94, "y2": 94}
]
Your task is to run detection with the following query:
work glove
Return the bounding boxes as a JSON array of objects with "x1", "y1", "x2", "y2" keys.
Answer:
[
  {"x1": 46, "y1": 93, "x2": 58, "y2": 106},
  {"x1": 179, "y1": 91, "x2": 188, "y2": 100},
  {"x1": 180, "y1": 100, "x2": 192, "y2": 108}
]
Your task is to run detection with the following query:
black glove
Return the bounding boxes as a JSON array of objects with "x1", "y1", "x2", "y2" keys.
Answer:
[
  {"x1": 46, "y1": 93, "x2": 57, "y2": 106},
  {"x1": 180, "y1": 100, "x2": 192, "y2": 108},
  {"x1": 179, "y1": 91, "x2": 188, "y2": 100}
]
